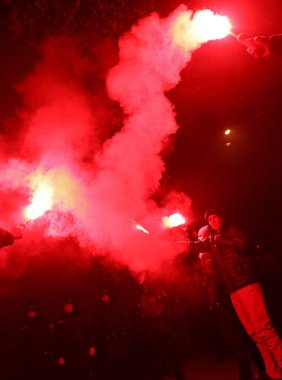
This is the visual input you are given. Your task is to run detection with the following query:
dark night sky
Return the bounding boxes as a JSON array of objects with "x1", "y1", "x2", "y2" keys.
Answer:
[
  {"x1": 168, "y1": 34, "x2": 282, "y2": 239},
  {"x1": 1, "y1": 0, "x2": 282, "y2": 246},
  {"x1": 1, "y1": 6, "x2": 282, "y2": 377}
]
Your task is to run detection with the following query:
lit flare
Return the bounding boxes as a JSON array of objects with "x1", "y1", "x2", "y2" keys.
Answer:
[
  {"x1": 162, "y1": 213, "x2": 186, "y2": 228},
  {"x1": 171, "y1": 9, "x2": 232, "y2": 52},
  {"x1": 191, "y1": 10, "x2": 232, "y2": 42},
  {"x1": 24, "y1": 184, "x2": 54, "y2": 221}
]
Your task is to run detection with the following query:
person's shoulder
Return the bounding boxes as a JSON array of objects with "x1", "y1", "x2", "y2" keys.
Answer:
[
  {"x1": 269, "y1": 34, "x2": 282, "y2": 55},
  {"x1": 198, "y1": 225, "x2": 209, "y2": 234},
  {"x1": 224, "y1": 224, "x2": 244, "y2": 234}
]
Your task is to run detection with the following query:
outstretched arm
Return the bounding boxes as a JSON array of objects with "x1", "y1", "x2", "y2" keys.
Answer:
[
  {"x1": 237, "y1": 34, "x2": 282, "y2": 57},
  {"x1": 215, "y1": 226, "x2": 246, "y2": 250},
  {"x1": 0, "y1": 228, "x2": 15, "y2": 248},
  {"x1": 0, "y1": 225, "x2": 24, "y2": 249}
]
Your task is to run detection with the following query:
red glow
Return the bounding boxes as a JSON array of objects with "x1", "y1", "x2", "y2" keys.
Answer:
[
  {"x1": 1, "y1": 7, "x2": 195, "y2": 272},
  {"x1": 89, "y1": 347, "x2": 96, "y2": 357}
]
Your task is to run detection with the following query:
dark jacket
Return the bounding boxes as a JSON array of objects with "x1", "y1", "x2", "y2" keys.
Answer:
[
  {"x1": 0, "y1": 228, "x2": 14, "y2": 248},
  {"x1": 269, "y1": 34, "x2": 282, "y2": 56},
  {"x1": 212, "y1": 226, "x2": 258, "y2": 293},
  {"x1": 187, "y1": 225, "x2": 258, "y2": 293}
]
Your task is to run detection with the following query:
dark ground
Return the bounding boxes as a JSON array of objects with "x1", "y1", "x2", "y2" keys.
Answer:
[{"x1": 0, "y1": 240, "x2": 281, "y2": 380}]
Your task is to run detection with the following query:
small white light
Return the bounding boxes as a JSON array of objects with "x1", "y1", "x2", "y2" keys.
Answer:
[{"x1": 136, "y1": 224, "x2": 149, "y2": 234}]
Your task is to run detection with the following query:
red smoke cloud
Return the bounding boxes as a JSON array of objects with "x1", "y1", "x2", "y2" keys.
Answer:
[{"x1": 0, "y1": 5, "x2": 206, "y2": 272}]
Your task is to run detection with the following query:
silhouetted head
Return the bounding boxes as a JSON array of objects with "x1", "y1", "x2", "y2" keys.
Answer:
[
  {"x1": 198, "y1": 225, "x2": 210, "y2": 241},
  {"x1": 63, "y1": 295, "x2": 76, "y2": 315},
  {"x1": 26, "y1": 299, "x2": 41, "y2": 320}
]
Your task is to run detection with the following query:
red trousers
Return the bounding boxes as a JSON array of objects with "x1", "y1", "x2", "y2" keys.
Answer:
[{"x1": 231, "y1": 283, "x2": 282, "y2": 379}]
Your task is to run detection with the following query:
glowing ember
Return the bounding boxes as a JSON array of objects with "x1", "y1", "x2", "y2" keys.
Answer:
[
  {"x1": 24, "y1": 185, "x2": 54, "y2": 220},
  {"x1": 162, "y1": 213, "x2": 186, "y2": 228},
  {"x1": 136, "y1": 224, "x2": 150, "y2": 234},
  {"x1": 191, "y1": 10, "x2": 232, "y2": 42},
  {"x1": 225, "y1": 129, "x2": 231, "y2": 135}
]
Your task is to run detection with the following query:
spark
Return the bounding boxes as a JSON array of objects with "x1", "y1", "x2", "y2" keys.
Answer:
[{"x1": 136, "y1": 224, "x2": 150, "y2": 234}]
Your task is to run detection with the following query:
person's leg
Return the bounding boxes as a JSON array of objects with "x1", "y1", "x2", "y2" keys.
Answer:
[
  {"x1": 218, "y1": 299, "x2": 253, "y2": 380},
  {"x1": 231, "y1": 283, "x2": 282, "y2": 379}
]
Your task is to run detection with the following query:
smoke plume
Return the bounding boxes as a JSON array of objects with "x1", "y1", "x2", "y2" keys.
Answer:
[{"x1": 0, "y1": 5, "x2": 203, "y2": 272}]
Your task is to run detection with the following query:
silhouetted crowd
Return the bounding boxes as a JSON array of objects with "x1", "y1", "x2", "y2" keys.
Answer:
[{"x1": 0, "y1": 235, "x2": 281, "y2": 380}]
